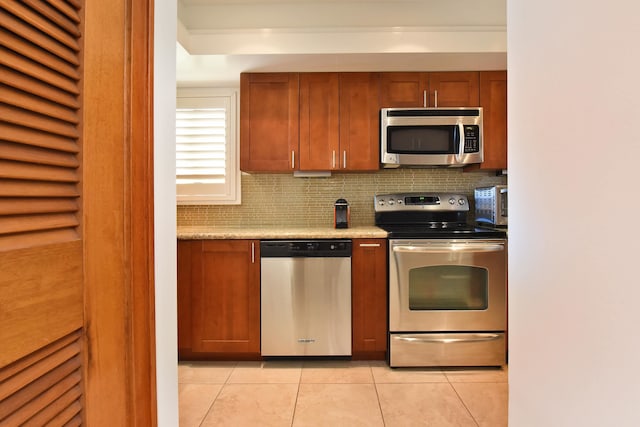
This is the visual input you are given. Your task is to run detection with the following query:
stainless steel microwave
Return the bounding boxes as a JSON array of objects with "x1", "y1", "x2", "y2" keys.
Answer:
[{"x1": 380, "y1": 107, "x2": 483, "y2": 168}]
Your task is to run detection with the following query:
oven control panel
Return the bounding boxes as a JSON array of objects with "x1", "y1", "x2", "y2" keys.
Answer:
[{"x1": 375, "y1": 193, "x2": 469, "y2": 212}]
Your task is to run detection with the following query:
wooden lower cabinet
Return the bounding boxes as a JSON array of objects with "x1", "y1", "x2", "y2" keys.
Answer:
[
  {"x1": 177, "y1": 240, "x2": 193, "y2": 355},
  {"x1": 351, "y1": 239, "x2": 388, "y2": 360},
  {"x1": 178, "y1": 238, "x2": 388, "y2": 361},
  {"x1": 178, "y1": 239, "x2": 261, "y2": 360}
]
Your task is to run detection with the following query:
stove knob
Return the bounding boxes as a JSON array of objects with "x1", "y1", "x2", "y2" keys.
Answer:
[
  {"x1": 448, "y1": 198, "x2": 456, "y2": 205},
  {"x1": 388, "y1": 200, "x2": 395, "y2": 205},
  {"x1": 458, "y1": 198, "x2": 466, "y2": 205},
  {"x1": 397, "y1": 199, "x2": 403, "y2": 205},
  {"x1": 378, "y1": 200, "x2": 385, "y2": 206}
]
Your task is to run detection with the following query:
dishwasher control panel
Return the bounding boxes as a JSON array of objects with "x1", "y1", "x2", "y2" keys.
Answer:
[{"x1": 260, "y1": 240, "x2": 352, "y2": 257}]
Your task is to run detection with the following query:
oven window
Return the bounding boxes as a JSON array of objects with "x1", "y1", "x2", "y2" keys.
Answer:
[{"x1": 408, "y1": 265, "x2": 488, "y2": 310}]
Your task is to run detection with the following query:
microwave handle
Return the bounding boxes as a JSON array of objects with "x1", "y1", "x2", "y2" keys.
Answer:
[{"x1": 455, "y1": 122, "x2": 465, "y2": 162}]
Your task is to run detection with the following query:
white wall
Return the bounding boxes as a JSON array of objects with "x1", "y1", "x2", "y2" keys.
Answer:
[
  {"x1": 508, "y1": 1, "x2": 640, "y2": 425},
  {"x1": 154, "y1": 0, "x2": 178, "y2": 425}
]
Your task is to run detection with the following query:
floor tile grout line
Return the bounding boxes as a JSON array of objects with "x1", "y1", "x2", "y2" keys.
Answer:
[
  {"x1": 290, "y1": 377, "x2": 302, "y2": 427},
  {"x1": 195, "y1": 360, "x2": 238, "y2": 427},
  {"x1": 448, "y1": 381, "x2": 481, "y2": 427},
  {"x1": 370, "y1": 363, "x2": 388, "y2": 426},
  {"x1": 197, "y1": 381, "x2": 226, "y2": 427}
]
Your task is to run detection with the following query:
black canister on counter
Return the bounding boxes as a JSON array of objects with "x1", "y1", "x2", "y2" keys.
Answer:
[{"x1": 334, "y1": 198, "x2": 350, "y2": 229}]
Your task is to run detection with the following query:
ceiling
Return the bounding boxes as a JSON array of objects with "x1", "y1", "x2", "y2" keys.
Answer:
[{"x1": 176, "y1": 0, "x2": 507, "y2": 87}]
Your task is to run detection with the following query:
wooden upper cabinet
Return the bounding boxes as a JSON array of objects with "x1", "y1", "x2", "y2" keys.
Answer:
[
  {"x1": 299, "y1": 73, "x2": 340, "y2": 170},
  {"x1": 339, "y1": 73, "x2": 380, "y2": 171},
  {"x1": 240, "y1": 71, "x2": 498, "y2": 172},
  {"x1": 299, "y1": 72, "x2": 380, "y2": 171},
  {"x1": 380, "y1": 71, "x2": 479, "y2": 108},
  {"x1": 240, "y1": 73, "x2": 299, "y2": 172},
  {"x1": 428, "y1": 71, "x2": 479, "y2": 107},
  {"x1": 379, "y1": 72, "x2": 429, "y2": 107},
  {"x1": 478, "y1": 70, "x2": 507, "y2": 170}
]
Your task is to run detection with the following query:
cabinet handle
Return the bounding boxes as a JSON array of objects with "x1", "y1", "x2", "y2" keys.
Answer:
[
  {"x1": 332, "y1": 150, "x2": 336, "y2": 168},
  {"x1": 343, "y1": 150, "x2": 347, "y2": 168},
  {"x1": 291, "y1": 151, "x2": 295, "y2": 169},
  {"x1": 251, "y1": 242, "x2": 255, "y2": 264},
  {"x1": 359, "y1": 243, "x2": 381, "y2": 247},
  {"x1": 423, "y1": 90, "x2": 427, "y2": 108},
  {"x1": 434, "y1": 89, "x2": 438, "y2": 108}
]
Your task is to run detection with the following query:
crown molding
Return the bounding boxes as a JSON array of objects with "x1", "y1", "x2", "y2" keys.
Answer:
[{"x1": 179, "y1": 25, "x2": 506, "y2": 55}]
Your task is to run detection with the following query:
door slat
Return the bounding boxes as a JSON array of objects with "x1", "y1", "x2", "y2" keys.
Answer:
[
  {"x1": 0, "y1": 160, "x2": 79, "y2": 182},
  {"x1": 0, "y1": 141, "x2": 79, "y2": 168},
  {"x1": 0, "y1": 212, "x2": 79, "y2": 235},
  {"x1": 0, "y1": 0, "x2": 80, "y2": 51},
  {"x1": 0, "y1": 123, "x2": 79, "y2": 153}
]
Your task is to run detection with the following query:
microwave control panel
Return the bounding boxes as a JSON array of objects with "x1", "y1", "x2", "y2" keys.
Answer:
[{"x1": 463, "y1": 125, "x2": 481, "y2": 153}]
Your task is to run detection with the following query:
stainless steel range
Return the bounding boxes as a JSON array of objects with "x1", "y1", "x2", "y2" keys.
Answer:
[{"x1": 375, "y1": 192, "x2": 507, "y2": 367}]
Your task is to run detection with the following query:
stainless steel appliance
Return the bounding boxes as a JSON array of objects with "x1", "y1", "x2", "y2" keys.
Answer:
[
  {"x1": 380, "y1": 108, "x2": 483, "y2": 168},
  {"x1": 375, "y1": 192, "x2": 507, "y2": 367},
  {"x1": 475, "y1": 185, "x2": 508, "y2": 227},
  {"x1": 260, "y1": 240, "x2": 352, "y2": 356}
]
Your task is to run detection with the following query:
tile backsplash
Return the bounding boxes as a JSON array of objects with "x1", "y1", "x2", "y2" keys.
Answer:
[{"x1": 177, "y1": 169, "x2": 506, "y2": 228}]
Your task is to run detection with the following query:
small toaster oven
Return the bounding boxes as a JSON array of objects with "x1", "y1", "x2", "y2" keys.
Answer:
[{"x1": 474, "y1": 185, "x2": 508, "y2": 227}]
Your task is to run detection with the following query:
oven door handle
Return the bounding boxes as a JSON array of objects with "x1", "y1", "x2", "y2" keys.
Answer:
[
  {"x1": 392, "y1": 243, "x2": 504, "y2": 253},
  {"x1": 394, "y1": 333, "x2": 502, "y2": 344}
]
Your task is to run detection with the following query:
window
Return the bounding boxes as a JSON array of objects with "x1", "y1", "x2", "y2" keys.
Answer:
[{"x1": 176, "y1": 88, "x2": 240, "y2": 204}]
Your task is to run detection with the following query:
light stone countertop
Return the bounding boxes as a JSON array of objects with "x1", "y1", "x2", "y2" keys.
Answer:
[{"x1": 177, "y1": 225, "x2": 388, "y2": 240}]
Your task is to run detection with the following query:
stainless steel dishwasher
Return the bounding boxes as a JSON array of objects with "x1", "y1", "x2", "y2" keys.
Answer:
[{"x1": 260, "y1": 240, "x2": 352, "y2": 356}]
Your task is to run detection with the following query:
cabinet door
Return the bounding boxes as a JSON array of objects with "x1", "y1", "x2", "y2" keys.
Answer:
[
  {"x1": 177, "y1": 240, "x2": 193, "y2": 354},
  {"x1": 379, "y1": 72, "x2": 429, "y2": 108},
  {"x1": 299, "y1": 73, "x2": 340, "y2": 170},
  {"x1": 478, "y1": 70, "x2": 507, "y2": 170},
  {"x1": 240, "y1": 73, "x2": 299, "y2": 172},
  {"x1": 339, "y1": 73, "x2": 381, "y2": 171},
  {"x1": 428, "y1": 71, "x2": 480, "y2": 107},
  {"x1": 191, "y1": 240, "x2": 260, "y2": 354},
  {"x1": 352, "y1": 239, "x2": 388, "y2": 359}
]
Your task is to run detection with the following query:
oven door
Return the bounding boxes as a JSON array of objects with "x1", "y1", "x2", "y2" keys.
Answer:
[{"x1": 389, "y1": 239, "x2": 506, "y2": 332}]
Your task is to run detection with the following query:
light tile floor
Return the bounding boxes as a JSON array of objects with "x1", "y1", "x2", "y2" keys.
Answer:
[{"x1": 178, "y1": 360, "x2": 508, "y2": 427}]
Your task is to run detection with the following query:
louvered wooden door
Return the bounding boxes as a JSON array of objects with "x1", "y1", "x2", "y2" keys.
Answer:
[
  {"x1": 1, "y1": 1, "x2": 84, "y2": 424},
  {"x1": 1, "y1": 0, "x2": 156, "y2": 425}
]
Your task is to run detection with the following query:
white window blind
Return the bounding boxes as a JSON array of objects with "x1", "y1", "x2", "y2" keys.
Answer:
[{"x1": 176, "y1": 89, "x2": 240, "y2": 204}]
